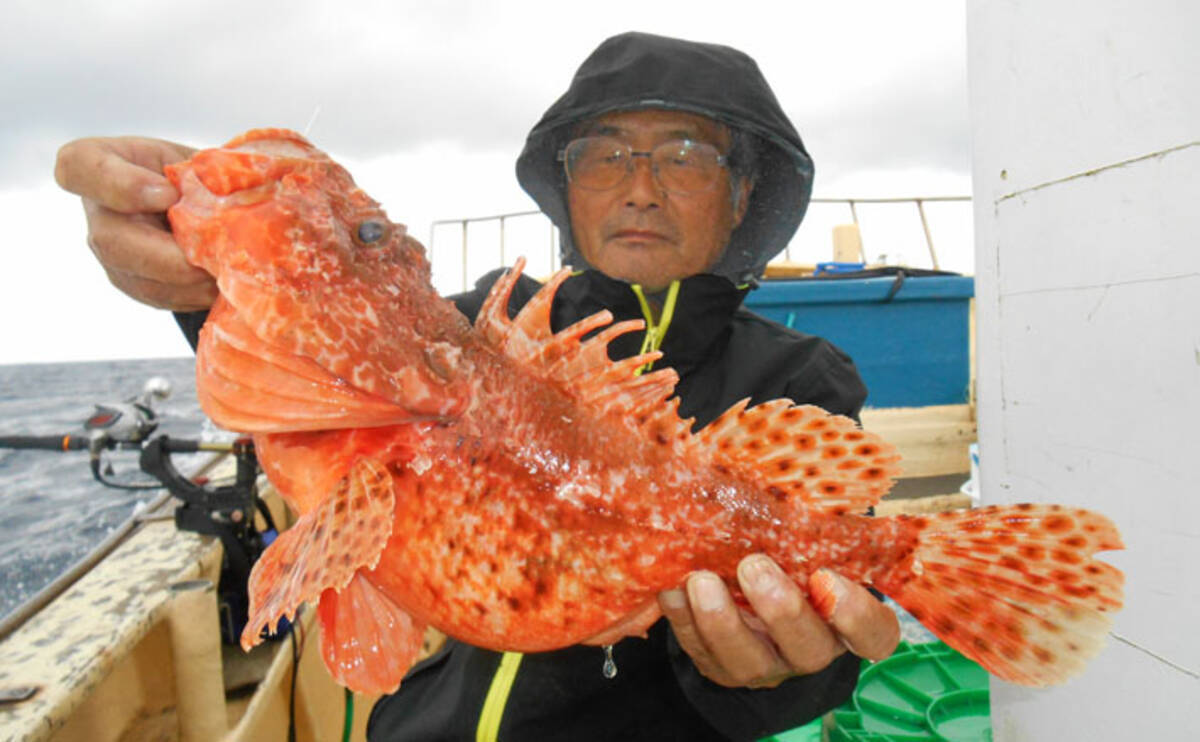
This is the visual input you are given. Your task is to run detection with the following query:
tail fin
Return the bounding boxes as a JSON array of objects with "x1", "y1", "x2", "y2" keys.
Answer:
[{"x1": 878, "y1": 504, "x2": 1124, "y2": 686}]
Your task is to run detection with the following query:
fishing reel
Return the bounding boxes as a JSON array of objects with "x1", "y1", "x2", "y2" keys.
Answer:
[
  {"x1": 82, "y1": 376, "x2": 172, "y2": 490},
  {"x1": 0, "y1": 376, "x2": 172, "y2": 488},
  {"x1": 84, "y1": 375, "x2": 172, "y2": 443}
]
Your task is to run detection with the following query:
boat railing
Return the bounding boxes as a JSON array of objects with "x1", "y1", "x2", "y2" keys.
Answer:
[
  {"x1": 428, "y1": 196, "x2": 971, "y2": 292},
  {"x1": 429, "y1": 209, "x2": 550, "y2": 292},
  {"x1": 806, "y1": 196, "x2": 971, "y2": 269}
]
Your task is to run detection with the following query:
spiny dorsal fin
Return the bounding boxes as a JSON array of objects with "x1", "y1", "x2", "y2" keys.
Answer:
[
  {"x1": 474, "y1": 260, "x2": 682, "y2": 423},
  {"x1": 695, "y1": 400, "x2": 901, "y2": 515},
  {"x1": 476, "y1": 256, "x2": 560, "y2": 356},
  {"x1": 242, "y1": 458, "x2": 395, "y2": 650},
  {"x1": 629, "y1": 395, "x2": 697, "y2": 458},
  {"x1": 881, "y1": 504, "x2": 1124, "y2": 686}
]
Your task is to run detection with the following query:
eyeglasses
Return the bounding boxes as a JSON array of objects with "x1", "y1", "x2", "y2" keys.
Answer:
[{"x1": 557, "y1": 137, "x2": 730, "y2": 194}]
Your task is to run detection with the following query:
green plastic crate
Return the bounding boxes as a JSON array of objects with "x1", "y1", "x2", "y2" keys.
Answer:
[{"x1": 761, "y1": 641, "x2": 992, "y2": 742}]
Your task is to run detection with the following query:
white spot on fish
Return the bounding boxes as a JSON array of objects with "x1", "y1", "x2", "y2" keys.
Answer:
[
  {"x1": 555, "y1": 482, "x2": 587, "y2": 508},
  {"x1": 410, "y1": 454, "x2": 432, "y2": 475}
]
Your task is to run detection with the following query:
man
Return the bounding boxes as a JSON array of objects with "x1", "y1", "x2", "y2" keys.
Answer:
[{"x1": 56, "y1": 31, "x2": 899, "y2": 741}]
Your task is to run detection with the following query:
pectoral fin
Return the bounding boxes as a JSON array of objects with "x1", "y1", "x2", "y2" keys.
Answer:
[
  {"x1": 317, "y1": 575, "x2": 426, "y2": 694},
  {"x1": 241, "y1": 458, "x2": 395, "y2": 650}
]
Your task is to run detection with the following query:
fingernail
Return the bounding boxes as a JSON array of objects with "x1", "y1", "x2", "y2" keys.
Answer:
[
  {"x1": 659, "y1": 589, "x2": 687, "y2": 611},
  {"x1": 739, "y1": 554, "x2": 780, "y2": 593},
  {"x1": 689, "y1": 574, "x2": 726, "y2": 613},
  {"x1": 810, "y1": 569, "x2": 847, "y2": 621},
  {"x1": 142, "y1": 183, "x2": 177, "y2": 209}
]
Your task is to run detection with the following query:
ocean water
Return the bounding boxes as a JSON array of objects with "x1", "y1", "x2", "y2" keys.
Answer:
[{"x1": 0, "y1": 357, "x2": 210, "y2": 622}]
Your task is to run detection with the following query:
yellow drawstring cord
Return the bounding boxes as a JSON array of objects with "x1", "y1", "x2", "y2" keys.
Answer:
[
  {"x1": 629, "y1": 280, "x2": 681, "y2": 375},
  {"x1": 476, "y1": 651, "x2": 524, "y2": 741}
]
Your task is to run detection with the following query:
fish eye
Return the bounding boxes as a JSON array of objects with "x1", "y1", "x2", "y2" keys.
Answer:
[{"x1": 356, "y1": 220, "x2": 387, "y2": 245}]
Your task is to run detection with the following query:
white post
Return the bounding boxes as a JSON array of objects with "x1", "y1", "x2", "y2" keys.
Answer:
[{"x1": 967, "y1": 1, "x2": 1200, "y2": 738}]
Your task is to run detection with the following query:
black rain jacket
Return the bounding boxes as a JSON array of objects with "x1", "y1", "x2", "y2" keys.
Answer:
[{"x1": 367, "y1": 33, "x2": 867, "y2": 739}]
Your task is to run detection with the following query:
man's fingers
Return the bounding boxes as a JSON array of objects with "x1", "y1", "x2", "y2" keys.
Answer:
[
  {"x1": 54, "y1": 136, "x2": 214, "y2": 310},
  {"x1": 101, "y1": 266, "x2": 218, "y2": 312},
  {"x1": 658, "y1": 588, "x2": 727, "y2": 682},
  {"x1": 85, "y1": 200, "x2": 217, "y2": 310},
  {"x1": 737, "y1": 555, "x2": 845, "y2": 674},
  {"x1": 84, "y1": 200, "x2": 212, "y2": 283},
  {"x1": 56, "y1": 137, "x2": 191, "y2": 213},
  {"x1": 809, "y1": 569, "x2": 900, "y2": 661},
  {"x1": 684, "y1": 572, "x2": 788, "y2": 687}
]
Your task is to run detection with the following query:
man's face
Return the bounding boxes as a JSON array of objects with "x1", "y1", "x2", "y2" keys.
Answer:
[{"x1": 566, "y1": 109, "x2": 750, "y2": 293}]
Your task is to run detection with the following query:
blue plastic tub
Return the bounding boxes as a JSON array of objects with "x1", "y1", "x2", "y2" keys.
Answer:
[{"x1": 743, "y1": 276, "x2": 974, "y2": 408}]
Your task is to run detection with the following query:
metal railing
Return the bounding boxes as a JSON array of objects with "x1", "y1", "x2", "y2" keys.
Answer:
[
  {"x1": 429, "y1": 196, "x2": 971, "y2": 291},
  {"x1": 808, "y1": 196, "x2": 971, "y2": 269},
  {"x1": 429, "y1": 210, "x2": 551, "y2": 293}
]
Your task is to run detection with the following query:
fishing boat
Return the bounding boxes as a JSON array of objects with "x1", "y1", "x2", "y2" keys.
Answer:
[{"x1": 0, "y1": 198, "x2": 978, "y2": 741}]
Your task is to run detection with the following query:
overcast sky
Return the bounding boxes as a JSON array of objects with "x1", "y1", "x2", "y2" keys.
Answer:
[{"x1": 2, "y1": 0, "x2": 973, "y2": 364}]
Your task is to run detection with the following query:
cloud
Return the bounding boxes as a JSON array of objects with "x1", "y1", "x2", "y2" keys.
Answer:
[
  {"x1": 800, "y1": 64, "x2": 970, "y2": 187},
  {"x1": 2, "y1": 1, "x2": 556, "y2": 186},
  {"x1": 3, "y1": 1, "x2": 971, "y2": 187}
]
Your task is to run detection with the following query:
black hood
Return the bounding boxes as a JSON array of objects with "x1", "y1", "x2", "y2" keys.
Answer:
[{"x1": 516, "y1": 31, "x2": 813, "y2": 286}]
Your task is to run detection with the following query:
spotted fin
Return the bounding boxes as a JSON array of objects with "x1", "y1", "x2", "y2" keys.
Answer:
[
  {"x1": 317, "y1": 575, "x2": 426, "y2": 694},
  {"x1": 241, "y1": 458, "x2": 395, "y2": 650},
  {"x1": 696, "y1": 399, "x2": 901, "y2": 515},
  {"x1": 878, "y1": 504, "x2": 1125, "y2": 686}
]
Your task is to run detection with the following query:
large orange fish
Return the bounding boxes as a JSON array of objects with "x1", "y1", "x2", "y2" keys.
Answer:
[{"x1": 164, "y1": 128, "x2": 1124, "y2": 693}]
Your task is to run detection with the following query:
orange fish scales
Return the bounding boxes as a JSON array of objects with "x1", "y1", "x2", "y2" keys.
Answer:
[{"x1": 164, "y1": 130, "x2": 1126, "y2": 694}]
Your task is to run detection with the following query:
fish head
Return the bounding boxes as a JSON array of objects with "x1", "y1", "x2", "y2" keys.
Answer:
[
  {"x1": 165, "y1": 128, "x2": 429, "y2": 299},
  {"x1": 166, "y1": 128, "x2": 473, "y2": 420}
]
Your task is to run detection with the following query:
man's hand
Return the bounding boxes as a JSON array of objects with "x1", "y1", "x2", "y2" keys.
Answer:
[
  {"x1": 55, "y1": 136, "x2": 217, "y2": 311},
  {"x1": 659, "y1": 556, "x2": 900, "y2": 688}
]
